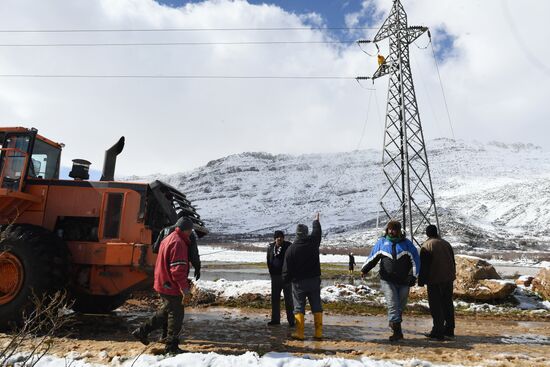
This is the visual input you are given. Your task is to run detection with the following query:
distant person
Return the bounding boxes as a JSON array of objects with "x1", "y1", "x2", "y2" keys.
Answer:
[
  {"x1": 361, "y1": 220, "x2": 420, "y2": 341},
  {"x1": 266, "y1": 230, "x2": 294, "y2": 327},
  {"x1": 282, "y1": 213, "x2": 323, "y2": 340},
  {"x1": 348, "y1": 252, "x2": 356, "y2": 274},
  {"x1": 132, "y1": 217, "x2": 194, "y2": 355},
  {"x1": 418, "y1": 224, "x2": 456, "y2": 341}
]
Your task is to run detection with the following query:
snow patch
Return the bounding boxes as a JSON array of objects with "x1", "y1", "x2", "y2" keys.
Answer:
[
  {"x1": 4, "y1": 352, "x2": 474, "y2": 367},
  {"x1": 195, "y1": 280, "x2": 377, "y2": 303},
  {"x1": 500, "y1": 334, "x2": 549, "y2": 345},
  {"x1": 321, "y1": 284, "x2": 377, "y2": 303}
]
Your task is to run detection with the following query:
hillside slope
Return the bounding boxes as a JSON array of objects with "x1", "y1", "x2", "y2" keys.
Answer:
[{"x1": 127, "y1": 139, "x2": 550, "y2": 252}]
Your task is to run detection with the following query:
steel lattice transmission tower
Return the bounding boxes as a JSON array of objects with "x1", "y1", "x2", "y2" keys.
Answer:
[{"x1": 358, "y1": 0, "x2": 439, "y2": 244}]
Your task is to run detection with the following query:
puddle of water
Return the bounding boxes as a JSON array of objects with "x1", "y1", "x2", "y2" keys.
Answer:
[
  {"x1": 501, "y1": 334, "x2": 549, "y2": 345},
  {"x1": 201, "y1": 268, "x2": 379, "y2": 289}
]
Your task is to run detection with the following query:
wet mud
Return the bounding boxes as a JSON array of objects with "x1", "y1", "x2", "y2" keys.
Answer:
[{"x1": 2, "y1": 302, "x2": 548, "y2": 366}]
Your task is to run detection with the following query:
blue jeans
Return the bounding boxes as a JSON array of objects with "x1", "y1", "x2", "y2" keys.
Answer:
[
  {"x1": 292, "y1": 276, "x2": 323, "y2": 314},
  {"x1": 380, "y1": 279, "x2": 410, "y2": 323}
]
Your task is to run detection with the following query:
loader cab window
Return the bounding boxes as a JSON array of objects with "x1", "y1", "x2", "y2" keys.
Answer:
[
  {"x1": 29, "y1": 139, "x2": 61, "y2": 179},
  {"x1": 0, "y1": 134, "x2": 31, "y2": 190},
  {"x1": 103, "y1": 193, "x2": 124, "y2": 239}
]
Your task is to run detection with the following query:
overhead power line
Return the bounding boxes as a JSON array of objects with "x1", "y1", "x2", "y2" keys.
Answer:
[
  {"x1": 0, "y1": 26, "x2": 378, "y2": 34},
  {"x1": 0, "y1": 40, "x2": 357, "y2": 47},
  {"x1": 0, "y1": 74, "x2": 355, "y2": 80},
  {"x1": 430, "y1": 42, "x2": 455, "y2": 139}
]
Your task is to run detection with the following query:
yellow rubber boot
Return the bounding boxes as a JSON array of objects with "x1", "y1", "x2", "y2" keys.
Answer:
[
  {"x1": 313, "y1": 312, "x2": 323, "y2": 339},
  {"x1": 291, "y1": 313, "x2": 305, "y2": 340}
]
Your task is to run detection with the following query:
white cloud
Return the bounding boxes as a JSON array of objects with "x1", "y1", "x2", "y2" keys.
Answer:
[{"x1": 0, "y1": 0, "x2": 548, "y2": 176}]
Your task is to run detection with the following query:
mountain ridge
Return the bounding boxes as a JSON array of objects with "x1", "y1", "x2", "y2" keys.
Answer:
[{"x1": 124, "y1": 138, "x2": 550, "y2": 252}]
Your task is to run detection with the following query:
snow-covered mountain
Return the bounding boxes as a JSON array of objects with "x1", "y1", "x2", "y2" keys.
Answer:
[{"x1": 127, "y1": 139, "x2": 550, "y2": 252}]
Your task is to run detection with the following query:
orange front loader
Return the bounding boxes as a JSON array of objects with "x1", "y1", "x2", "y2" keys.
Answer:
[{"x1": 0, "y1": 127, "x2": 207, "y2": 328}]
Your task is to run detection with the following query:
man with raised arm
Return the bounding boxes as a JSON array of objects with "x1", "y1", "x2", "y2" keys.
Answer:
[{"x1": 282, "y1": 213, "x2": 323, "y2": 340}]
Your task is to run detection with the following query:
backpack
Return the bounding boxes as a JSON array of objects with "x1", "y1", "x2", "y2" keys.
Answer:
[{"x1": 152, "y1": 226, "x2": 174, "y2": 254}]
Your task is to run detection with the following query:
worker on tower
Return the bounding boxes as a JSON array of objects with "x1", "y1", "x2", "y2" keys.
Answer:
[
  {"x1": 132, "y1": 217, "x2": 194, "y2": 355},
  {"x1": 266, "y1": 230, "x2": 294, "y2": 327},
  {"x1": 361, "y1": 220, "x2": 420, "y2": 341},
  {"x1": 282, "y1": 213, "x2": 323, "y2": 340},
  {"x1": 377, "y1": 54, "x2": 391, "y2": 75}
]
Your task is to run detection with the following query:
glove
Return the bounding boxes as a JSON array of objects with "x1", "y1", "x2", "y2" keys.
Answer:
[
  {"x1": 408, "y1": 276, "x2": 417, "y2": 287},
  {"x1": 194, "y1": 267, "x2": 201, "y2": 281},
  {"x1": 182, "y1": 292, "x2": 193, "y2": 305}
]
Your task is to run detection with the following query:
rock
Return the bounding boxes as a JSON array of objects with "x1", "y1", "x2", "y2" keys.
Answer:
[
  {"x1": 408, "y1": 286, "x2": 427, "y2": 300},
  {"x1": 454, "y1": 279, "x2": 517, "y2": 301},
  {"x1": 189, "y1": 288, "x2": 216, "y2": 305},
  {"x1": 454, "y1": 255, "x2": 516, "y2": 301},
  {"x1": 393, "y1": 256, "x2": 517, "y2": 302},
  {"x1": 532, "y1": 268, "x2": 550, "y2": 300},
  {"x1": 238, "y1": 293, "x2": 269, "y2": 303},
  {"x1": 455, "y1": 255, "x2": 500, "y2": 286},
  {"x1": 515, "y1": 275, "x2": 534, "y2": 287}
]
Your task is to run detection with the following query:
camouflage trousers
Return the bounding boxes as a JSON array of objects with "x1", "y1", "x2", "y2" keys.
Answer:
[{"x1": 142, "y1": 293, "x2": 184, "y2": 345}]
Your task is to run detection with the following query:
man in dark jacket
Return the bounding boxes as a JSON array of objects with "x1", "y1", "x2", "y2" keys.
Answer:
[
  {"x1": 361, "y1": 220, "x2": 420, "y2": 341},
  {"x1": 132, "y1": 217, "x2": 193, "y2": 355},
  {"x1": 267, "y1": 230, "x2": 294, "y2": 326},
  {"x1": 282, "y1": 213, "x2": 322, "y2": 340},
  {"x1": 418, "y1": 224, "x2": 456, "y2": 340},
  {"x1": 348, "y1": 252, "x2": 356, "y2": 274},
  {"x1": 153, "y1": 221, "x2": 201, "y2": 281}
]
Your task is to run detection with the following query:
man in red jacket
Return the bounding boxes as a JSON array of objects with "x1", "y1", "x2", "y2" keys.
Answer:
[{"x1": 132, "y1": 217, "x2": 193, "y2": 354}]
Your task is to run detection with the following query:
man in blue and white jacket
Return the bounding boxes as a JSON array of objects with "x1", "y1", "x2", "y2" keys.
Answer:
[{"x1": 361, "y1": 220, "x2": 420, "y2": 341}]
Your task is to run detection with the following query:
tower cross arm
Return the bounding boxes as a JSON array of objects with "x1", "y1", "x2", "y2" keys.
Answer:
[
  {"x1": 406, "y1": 26, "x2": 429, "y2": 44},
  {"x1": 373, "y1": 22, "x2": 394, "y2": 43}
]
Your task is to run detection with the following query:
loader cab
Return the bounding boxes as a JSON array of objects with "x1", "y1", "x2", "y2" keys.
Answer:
[{"x1": 0, "y1": 128, "x2": 61, "y2": 191}]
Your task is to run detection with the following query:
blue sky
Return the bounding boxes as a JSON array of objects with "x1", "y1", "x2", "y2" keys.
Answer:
[
  {"x1": 156, "y1": 0, "x2": 366, "y2": 29},
  {"x1": 155, "y1": 0, "x2": 453, "y2": 61}
]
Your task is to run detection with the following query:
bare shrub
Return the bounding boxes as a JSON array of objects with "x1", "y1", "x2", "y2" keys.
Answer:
[{"x1": 0, "y1": 291, "x2": 74, "y2": 367}]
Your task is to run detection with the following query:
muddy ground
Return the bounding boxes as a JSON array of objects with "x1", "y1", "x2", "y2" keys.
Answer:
[{"x1": 2, "y1": 300, "x2": 548, "y2": 367}]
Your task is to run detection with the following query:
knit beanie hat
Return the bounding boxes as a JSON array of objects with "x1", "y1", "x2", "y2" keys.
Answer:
[
  {"x1": 273, "y1": 230, "x2": 284, "y2": 239},
  {"x1": 296, "y1": 224, "x2": 309, "y2": 236},
  {"x1": 176, "y1": 217, "x2": 194, "y2": 231}
]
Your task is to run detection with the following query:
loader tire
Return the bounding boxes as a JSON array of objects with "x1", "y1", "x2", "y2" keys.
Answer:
[
  {"x1": 0, "y1": 224, "x2": 69, "y2": 330},
  {"x1": 72, "y1": 293, "x2": 128, "y2": 314}
]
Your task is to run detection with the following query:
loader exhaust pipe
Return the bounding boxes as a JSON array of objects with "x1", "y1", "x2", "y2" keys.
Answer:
[{"x1": 100, "y1": 136, "x2": 125, "y2": 181}]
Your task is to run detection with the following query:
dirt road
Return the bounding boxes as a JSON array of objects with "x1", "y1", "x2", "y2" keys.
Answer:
[{"x1": 3, "y1": 303, "x2": 548, "y2": 366}]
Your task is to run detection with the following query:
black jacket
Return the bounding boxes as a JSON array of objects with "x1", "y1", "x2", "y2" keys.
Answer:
[
  {"x1": 153, "y1": 226, "x2": 201, "y2": 271},
  {"x1": 282, "y1": 220, "x2": 322, "y2": 283},
  {"x1": 267, "y1": 240, "x2": 292, "y2": 276}
]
